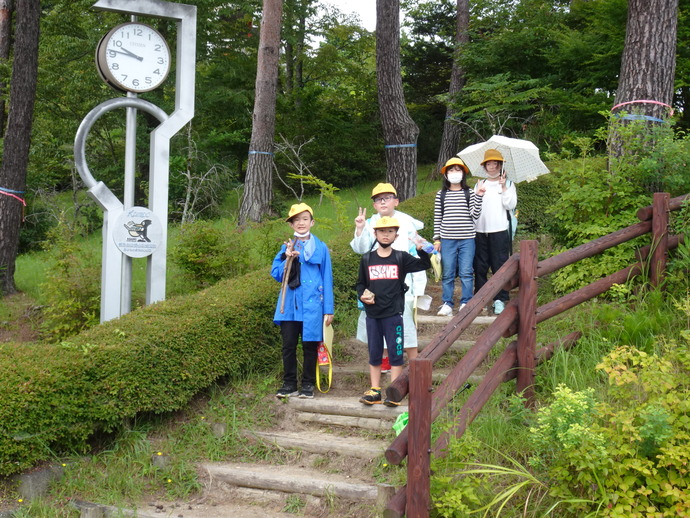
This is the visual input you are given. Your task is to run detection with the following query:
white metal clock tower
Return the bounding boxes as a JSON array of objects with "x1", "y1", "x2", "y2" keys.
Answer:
[{"x1": 74, "y1": 0, "x2": 196, "y2": 322}]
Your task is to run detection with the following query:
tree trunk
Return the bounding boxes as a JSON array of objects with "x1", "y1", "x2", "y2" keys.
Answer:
[
  {"x1": 0, "y1": 0, "x2": 13, "y2": 138},
  {"x1": 376, "y1": 0, "x2": 419, "y2": 202},
  {"x1": 436, "y1": 0, "x2": 469, "y2": 178},
  {"x1": 239, "y1": 0, "x2": 283, "y2": 225},
  {"x1": 610, "y1": 0, "x2": 678, "y2": 157},
  {"x1": 0, "y1": 0, "x2": 39, "y2": 296}
]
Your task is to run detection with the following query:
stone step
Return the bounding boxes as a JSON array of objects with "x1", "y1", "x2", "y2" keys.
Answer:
[
  {"x1": 416, "y1": 314, "x2": 496, "y2": 325},
  {"x1": 201, "y1": 463, "x2": 394, "y2": 505},
  {"x1": 296, "y1": 411, "x2": 396, "y2": 431},
  {"x1": 418, "y1": 338, "x2": 475, "y2": 351},
  {"x1": 331, "y1": 365, "x2": 484, "y2": 386},
  {"x1": 284, "y1": 396, "x2": 407, "y2": 419},
  {"x1": 248, "y1": 430, "x2": 386, "y2": 459}
]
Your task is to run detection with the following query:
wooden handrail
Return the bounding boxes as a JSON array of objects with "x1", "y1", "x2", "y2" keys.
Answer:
[
  {"x1": 637, "y1": 192, "x2": 690, "y2": 221},
  {"x1": 387, "y1": 191, "x2": 688, "y2": 518},
  {"x1": 385, "y1": 256, "x2": 519, "y2": 402},
  {"x1": 537, "y1": 220, "x2": 651, "y2": 277},
  {"x1": 384, "y1": 332, "x2": 582, "y2": 518},
  {"x1": 385, "y1": 301, "x2": 518, "y2": 465}
]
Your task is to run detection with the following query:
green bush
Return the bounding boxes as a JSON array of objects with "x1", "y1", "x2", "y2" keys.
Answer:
[
  {"x1": 39, "y1": 223, "x2": 101, "y2": 342},
  {"x1": 529, "y1": 332, "x2": 690, "y2": 517},
  {"x1": 170, "y1": 220, "x2": 252, "y2": 288},
  {"x1": 0, "y1": 270, "x2": 285, "y2": 476},
  {"x1": 0, "y1": 208, "x2": 368, "y2": 476}
]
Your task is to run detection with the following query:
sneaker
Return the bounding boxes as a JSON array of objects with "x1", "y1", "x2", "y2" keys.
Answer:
[
  {"x1": 275, "y1": 384, "x2": 298, "y2": 399},
  {"x1": 359, "y1": 387, "x2": 382, "y2": 405},
  {"x1": 298, "y1": 383, "x2": 314, "y2": 399},
  {"x1": 383, "y1": 398, "x2": 401, "y2": 407},
  {"x1": 459, "y1": 303, "x2": 466, "y2": 311},
  {"x1": 380, "y1": 356, "x2": 391, "y2": 374},
  {"x1": 437, "y1": 303, "x2": 453, "y2": 317},
  {"x1": 493, "y1": 300, "x2": 505, "y2": 315}
]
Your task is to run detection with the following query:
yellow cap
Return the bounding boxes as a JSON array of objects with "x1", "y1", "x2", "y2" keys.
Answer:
[
  {"x1": 481, "y1": 149, "x2": 504, "y2": 165},
  {"x1": 371, "y1": 183, "x2": 397, "y2": 199},
  {"x1": 286, "y1": 202, "x2": 314, "y2": 221},
  {"x1": 441, "y1": 157, "x2": 469, "y2": 175},
  {"x1": 372, "y1": 216, "x2": 400, "y2": 230}
]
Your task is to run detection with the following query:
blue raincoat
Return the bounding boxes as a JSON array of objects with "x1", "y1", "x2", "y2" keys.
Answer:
[{"x1": 271, "y1": 234, "x2": 334, "y2": 342}]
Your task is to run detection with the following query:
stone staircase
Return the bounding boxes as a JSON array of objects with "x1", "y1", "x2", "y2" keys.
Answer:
[{"x1": 71, "y1": 285, "x2": 496, "y2": 518}]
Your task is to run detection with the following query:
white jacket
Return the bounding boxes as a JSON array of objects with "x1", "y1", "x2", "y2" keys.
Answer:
[{"x1": 350, "y1": 210, "x2": 427, "y2": 296}]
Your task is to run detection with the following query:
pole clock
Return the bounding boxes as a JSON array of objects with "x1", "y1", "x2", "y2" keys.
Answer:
[{"x1": 96, "y1": 22, "x2": 171, "y2": 93}]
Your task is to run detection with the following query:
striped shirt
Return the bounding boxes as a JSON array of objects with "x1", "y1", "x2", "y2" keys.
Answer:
[{"x1": 433, "y1": 189, "x2": 483, "y2": 240}]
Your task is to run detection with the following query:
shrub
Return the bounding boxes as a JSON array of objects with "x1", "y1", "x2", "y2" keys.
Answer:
[
  {"x1": 170, "y1": 220, "x2": 252, "y2": 288},
  {"x1": 0, "y1": 270, "x2": 282, "y2": 476},
  {"x1": 529, "y1": 333, "x2": 690, "y2": 517},
  {"x1": 39, "y1": 222, "x2": 100, "y2": 342}
]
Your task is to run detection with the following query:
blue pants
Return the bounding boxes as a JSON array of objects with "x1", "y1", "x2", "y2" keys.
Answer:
[
  {"x1": 365, "y1": 314, "x2": 404, "y2": 367},
  {"x1": 441, "y1": 238, "x2": 475, "y2": 306}
]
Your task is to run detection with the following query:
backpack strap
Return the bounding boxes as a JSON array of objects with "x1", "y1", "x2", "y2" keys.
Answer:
[{"x1": 440, "y1": 187, "x2": 470, "y2": 218}]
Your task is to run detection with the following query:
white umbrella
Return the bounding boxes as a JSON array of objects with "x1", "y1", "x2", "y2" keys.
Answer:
[{"x1": 457, "y1": 135, "x2": 549, "y2": 183}]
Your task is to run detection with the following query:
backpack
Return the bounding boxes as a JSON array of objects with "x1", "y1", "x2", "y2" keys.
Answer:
[{"x1": 506, "y1": 180, "x2": 518, "y2": 240}]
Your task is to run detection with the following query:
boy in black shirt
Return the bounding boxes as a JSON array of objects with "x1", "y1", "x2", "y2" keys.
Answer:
[{"x1": 356, "y1": 217, "x2": 431, "y2": 406}]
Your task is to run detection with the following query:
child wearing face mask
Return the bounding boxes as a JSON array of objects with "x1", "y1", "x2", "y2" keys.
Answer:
[{"x1": 433, "y1": 158, "x2": 485, "y2": 317}]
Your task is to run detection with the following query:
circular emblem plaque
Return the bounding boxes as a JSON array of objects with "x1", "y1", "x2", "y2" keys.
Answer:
[{"x1": 113, "y1": 207, "x2": 162, "y2": 258}]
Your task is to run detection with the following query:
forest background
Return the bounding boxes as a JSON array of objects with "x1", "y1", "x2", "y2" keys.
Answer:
[{"x1": 2, "y1": 0, "x2": 689, "y2": 260}]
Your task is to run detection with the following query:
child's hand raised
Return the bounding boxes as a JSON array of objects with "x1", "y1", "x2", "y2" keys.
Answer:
[
  {"x1": 354, "y1": 207, "x2": 367, "y2": 231},
  {"x1": 476, "y1": 180, "x2": 486, "y2": 197}
]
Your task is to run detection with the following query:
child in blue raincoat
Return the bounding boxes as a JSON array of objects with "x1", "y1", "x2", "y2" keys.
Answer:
[{"x1": 271, "y1": 203, "x2": 334, "y2": 399}]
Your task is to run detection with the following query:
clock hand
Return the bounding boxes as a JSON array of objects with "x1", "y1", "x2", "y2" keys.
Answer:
[{"x1": 112, "y1": 48, "x2": 144, "y2": 61}]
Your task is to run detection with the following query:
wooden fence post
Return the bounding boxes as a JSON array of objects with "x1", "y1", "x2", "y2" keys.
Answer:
[
  {"x1": 407, "y1": 358, "x2": 432, "y2": 518},
  {"x1": 650, "y1": 192, "x2": 669, "y2": 287},
  {"x1": 516, "y1": 240, "x2": 538, "y2": 407}
]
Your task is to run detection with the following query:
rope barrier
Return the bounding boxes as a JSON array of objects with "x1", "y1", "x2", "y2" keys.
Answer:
[
  {"x1": 384, "y1": 143, "x2": 417, "y2": 149},
  {"x1": 611, "y1": 99, "x2": 674, "y2": 117},
  {"x1": 0, "y1": 187, "x2": 26, "y2": 206}
]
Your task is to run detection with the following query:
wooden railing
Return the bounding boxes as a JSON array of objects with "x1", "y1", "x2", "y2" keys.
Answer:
[{"x1": 384, "y1": 192, "x2": 689, "y2": 517}]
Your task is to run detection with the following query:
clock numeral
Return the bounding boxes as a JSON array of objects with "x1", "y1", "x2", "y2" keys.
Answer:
[
  {"x1": 114, "y1": 40, "x2": 123, "y2": 48},
  {"x1": 133, "y1": 28, "x2": 143, "y2": 37},
  {"x1": 154, "y1": 44, "x2": 162, "y2": 52},
  {"x1": 111, "y1": 63, "x2": 119, "y2": 70},
  {"x1": 120, "y1": 74, "x2": 128, "y2": 82},
  {"x1": 145, "y1": 77, "x2": 152, "y2": 85},
  {"x1": 108, "y1": 50, "x2": 117, "y2": 58},
  {"x1": 157, "y1": 57, "x2": 165, "y2": 65},
  {"x1": 132, "y1": 79, "x2": 140, "y2": 87},
  {"x1": 153, "y1": 68, "x2": 161, "y2": 76}
]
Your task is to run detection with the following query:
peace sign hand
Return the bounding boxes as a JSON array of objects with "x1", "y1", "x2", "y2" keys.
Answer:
[{"x1": 354, "y1": 207, "x2": 367, "y2": 231}]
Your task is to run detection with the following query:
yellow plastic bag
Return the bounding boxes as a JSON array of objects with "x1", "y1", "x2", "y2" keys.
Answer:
[
  {"x1": 430, "y1": 252, "x2": 442, "y2": 282},
  {"x1": 316, "y1": 319, "x2": 333, "y2": 393}
]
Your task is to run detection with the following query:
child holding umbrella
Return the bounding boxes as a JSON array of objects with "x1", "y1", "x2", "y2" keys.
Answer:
[{"x1": 473, "y1": 149, "x2": 517, "y2": 315}]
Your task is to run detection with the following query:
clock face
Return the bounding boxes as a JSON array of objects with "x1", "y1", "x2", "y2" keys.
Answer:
[{"x1": 96, "y1": 22, "x2": 171, "y2": 93}]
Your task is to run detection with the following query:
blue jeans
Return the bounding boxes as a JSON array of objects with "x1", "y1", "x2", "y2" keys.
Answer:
[{"x1": 441, "y1": 238, "x2": 475, "y2": 306}]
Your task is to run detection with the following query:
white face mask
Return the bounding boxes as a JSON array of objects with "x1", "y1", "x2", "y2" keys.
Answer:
[{"x1": 447, "y1": 172, "x2": 463, "y2": 184}]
